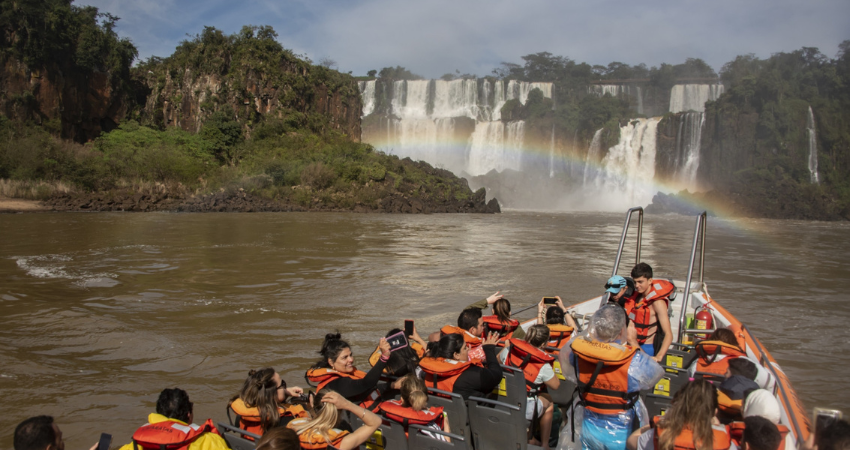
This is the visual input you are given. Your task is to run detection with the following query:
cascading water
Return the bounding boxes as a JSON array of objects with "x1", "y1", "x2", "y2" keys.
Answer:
[
  {"x1": 358, "y1": 80, "x2": 376, "y2": 117},
  {"x1": 669, "y1": 84, "x2": 724, "y2": 113},
  {"x1": 675, "y1": 112, "x2": 705, "y2": 189},
  {"x1": 807, "y1": 106, "x2": 819, "y2": 184},
  {"x1": 582, "y1": 129, "x2": 604, "y2": 185},
  {"x1": 468, "y1": 121, "x2": 525, "y2": 175},
  {"x1": 588, "y1": 85, "x2": 644, "y2": 115}
]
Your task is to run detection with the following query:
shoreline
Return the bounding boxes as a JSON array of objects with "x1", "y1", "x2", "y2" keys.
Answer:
[{"x1": 0, "y1": 196, "x2": 48, "y2": 213}]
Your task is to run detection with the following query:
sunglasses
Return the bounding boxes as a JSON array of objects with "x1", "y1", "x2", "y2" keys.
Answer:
[{"x1": 605, "y1": 283, "x2": 622, "y2": 289}]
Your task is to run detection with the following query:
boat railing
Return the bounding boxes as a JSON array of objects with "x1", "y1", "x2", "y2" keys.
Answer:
[
  {"x1": 611, "y1": 207, "x2": 644, "y2": 277},
  {"x1": 676, "y1": 212, "x2": 707, "y2": 344},
  {"x1": 741, "y1": 323, "x2": 806, "y2": 446}
]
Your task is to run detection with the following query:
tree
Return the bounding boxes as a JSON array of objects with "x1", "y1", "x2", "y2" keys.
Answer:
[
  {"x1": 318, "y1": 57, "x2": 337, "y2": 70},
  {"x1": 367, "y1": 69, "x2": 377, "y2": 77}
]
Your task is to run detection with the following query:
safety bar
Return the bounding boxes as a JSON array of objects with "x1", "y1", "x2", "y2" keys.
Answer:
[
  {"x1": 408, "y1": 424, "x2": 467, "y2": 441},
  {"x1": 426, "y1": 387, "x2": 461, "y2": 399},
  {"x1": 741, "y1": 324, "x2": 806, "y2": 446},
  {"x1": 682, "y1": 328, "x2": 716, "y2": 335},
  {"x1": 676, "y1": 212, "x2": 707, "y2": 343},
  {"x1": 499, "y1": 364, "x2": 522, "y2": 374},
  {"x1": 611, "y1": 207, "x2": 644, "y2": 277},
  {"x1": 217, "y1": 423, "x2": 262, "y2": 441}
]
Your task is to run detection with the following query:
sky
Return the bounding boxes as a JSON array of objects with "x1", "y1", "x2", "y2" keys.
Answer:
[{"x1": 81, "y1": 0, "x2": 850, "y2": 78}]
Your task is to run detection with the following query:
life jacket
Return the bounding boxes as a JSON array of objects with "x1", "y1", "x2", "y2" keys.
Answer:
[
  {"x1": 227, "y1": 398, "x2": 308, "y2": 438},
  {"x1": 418, "y1": 357, "x2": 482, "y2": 394},
  {"x1": 652, "y1": 416, "x2": 732, "y2": 450},
  {"x1": 440, "y1": 325, "x2": 486, "y2": 360},
  {"x1": 287, "y1": 418, "x2": 349, "y2": 450},
  {"x1": 728, "y1": 421, "x2": 789, "y2": 450},
  {"x1": 506, "y1": 338, "x2": 555, "y2": 393},
  {"x1": 694, "y1": 341, "x2": 746, "y2": 376},
  {"x1": 305, "y1": 367, "x2": 382, "y2": 412},
  {"x1": 131, "y1": 418, "x2": 219, "y2": 450},
  {"x1": 546, "y1": 324, "x2": 574, "y2": 349},
  {"x1": 367, "y1": 340, "x2": 425, "y2": 370},
  {"x1": 482, "y1": 315, "x2": 519, "y2": 345},
  {"x1": 570, "y1": 336, "x2": 639, "y2": 414},
  {"x1": 717, "y1": 390, "x2": 744, "y2": 419},
  {"x1": 629, "y1": 279, "x2": 675, "y2": 345},
  {"x1": 379, "y1": 399, "x2": 444, "y2": 433}
]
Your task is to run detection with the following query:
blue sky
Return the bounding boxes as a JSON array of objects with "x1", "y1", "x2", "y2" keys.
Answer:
[{"x1": 82, "y1": 0, "x2": 849, "y2": 78}]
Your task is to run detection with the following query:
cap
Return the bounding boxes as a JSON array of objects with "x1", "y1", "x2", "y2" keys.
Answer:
[{"x1": 605, "y1": 275, "x2": 627, "y2": 294}]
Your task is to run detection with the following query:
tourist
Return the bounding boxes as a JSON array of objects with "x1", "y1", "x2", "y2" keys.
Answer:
[
  {"x1": 622, "y1": 263, "x2": 675, "y2": 361},
  {"x1": 367, "y1": 327, "x2": 425, "y2": 377},
  {"x1": 716, "y1": 374, "x2": 760, "y2": 423},
  {"x1": 690, "y1": 328, "x2": 746, "y2": 377},
  {"x1": 561, "y1": 303, "x2": 663, "y2": 449},
  {"x1": 626, "y1": 379, "x2": 731, "y2": 450},
  {"x1": 305, "y1": 333, "x2": 389, "y2": 412},
  {"x1": 463, "y1": 291, "x2": 527, "y2": 340},
  {"x1": 118, "y1": 388, "x2": 229, "y2": 450},
  {"x1": 740, "y1": 415, "x2": 782, "y2": 450},
  {"x1": 432, "y1": 307, "x2": 488, "y2": 360},
  {"x1": 227, "y1": 368, "x2": 310, "y2": 436},
  {"x1": 741, "y1": 389, "x2": 781, "y2": 424},
  {"x1": 379, "y1": 373, "x2": 450, "y2": 441},
  {"x1": 604, "y1": 275, "x2": 633, "y2": 306},
  {"x1": 537, "y1": 297, "x2": 577, "y2": 349},
  {"x1": 500, "y1": 325, "x2": 559, "y2": 450},
  {"x1": 13, "y1": 416, "x2": 98, "y2": 450},
  {"x1": 254, "y1": 427, "x2": 300, "y2": 450},
  {"x1": 287, "y1": 390, "x2": 382, "y2": 450},
  {"x1": 419, "y1": 331, "x2": 502, "y2": 399}
]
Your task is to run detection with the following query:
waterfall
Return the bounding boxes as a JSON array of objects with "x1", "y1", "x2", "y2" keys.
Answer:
[
  {"x1": 582, "y1": 129, "x2": 604, "y2": 185},
  {"x1": 549, "y1": 124, "x2": 556, "y2": 178},
  {"x1": 669, "y1": 84, "x2": 724, "y2": 113},
  {"x1": 807, "y1": 106, "x2": 819, "y2": 184},
  {"x1": 468, "y1": 121, "x2": 525, "y2": 175},
  {"x1": 358, "y1": 80, "x2": 376, "y2": 117},
  {"x1": 675, "y1": 112, "x2": 705, "y2": 188},
  {"x1": 433, "y1": 79, "x2": 479, "y2": 120},
  {"x1": 588, "y1": 85, "x2": 644, "y2": 115}
]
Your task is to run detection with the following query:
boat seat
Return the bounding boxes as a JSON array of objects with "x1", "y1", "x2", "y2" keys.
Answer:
[
  {"x1": 408, "y1": 424, "x2": 469, "y2": 450},
  {"x1": 426, "y1": 388, "x2": 473, "y2": 450},
  {"x1": 217, "y1": 423, "x2": 259, "y2": 450},
  {"x1": 663, "y1": 345, "x2": 698, "y2": 371},
  {"x1": 496, "y1": 364, "x2": 530, "y2": 410},
  {"x1": 351, "y1": 414, "x2": 408, "y2": 450},
  {"x1": 652, "y1": 365, "x2": 691, "y2": 398},
  {"x1": 467, "y1": 396, "x2": 538, "y2": 450},
  {"x1": 643, "y1": 392, "x2": 674, "y2": 418}
]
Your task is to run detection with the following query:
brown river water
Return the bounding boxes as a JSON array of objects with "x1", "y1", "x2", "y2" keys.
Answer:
[{"x1": 1, "y1": 211, "x2": 848, "y2": 448}]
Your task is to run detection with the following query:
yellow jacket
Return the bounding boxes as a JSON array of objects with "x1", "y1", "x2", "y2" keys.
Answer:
[{"x1": 119, "y1": 413, "x2": 230, "y2": 450}]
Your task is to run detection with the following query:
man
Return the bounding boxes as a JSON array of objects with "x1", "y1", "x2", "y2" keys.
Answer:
[
  {"x1": 14, "y1": 416, "x2": 64, "y2": 450},
  {"x1": 623, "y1": 263, "x2": 674, "y2": 362},
  {"x1": 430, "y1": 292, "x2": 505, "y2": 360},
  {"x1": 741, "y1": 416, "x2": 782, "y2": 450},
  {"x1": 120, "y1": 388, "x2": 229, "y2": 450},
  {"x1": 560, "y1": 304, "x2": 664, "y2": 449},
  {"x1": 604, "y1": 275, "x2": 631, "y2": 305}
]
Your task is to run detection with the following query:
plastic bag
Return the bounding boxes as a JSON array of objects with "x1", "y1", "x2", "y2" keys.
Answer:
[{"x1": 557, "y1": 404, "x2": 583, "y2": 450}]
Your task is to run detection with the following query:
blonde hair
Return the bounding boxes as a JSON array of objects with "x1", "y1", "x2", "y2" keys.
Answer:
[
  {"x1": 525, "y1": 325, "x2": 550, "y2": 348},
  {"x1": 295, "y1": 391, "x2": 340, "y2": 444},
  {"x1": 399, "y1": 373, "x2": 429, "y2": 412},
  {"x1": 657, "y1": 380, "x2": 719, "y2": 450}
]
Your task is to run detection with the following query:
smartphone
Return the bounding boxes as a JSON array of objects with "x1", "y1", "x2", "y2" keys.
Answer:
[
  {"x1": 543, "y1": 297, "x2": 558, "y2": 305},
  {"x1": 814, "y1": 407, "x2": 843, "y2": 440},
  {"x1": 404, "y1": 319, "x2": 414, "y2": 337},
  {"x1": 385, "y1": 331, "x2": 409, "y2": 352},
  {"x1": 96, "y1": 433, "x2": 112, "y2": 450}
]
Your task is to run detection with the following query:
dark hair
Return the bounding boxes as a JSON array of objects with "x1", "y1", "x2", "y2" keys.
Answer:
[
  {"x1": 384, "y1": 328, "x2": 420, "y2": 376},
  {"x1": 525, "y1": 325, "x2": 550, "y2": 348},
  {"x1": 457, "y1": 308, "x2": 482, "y2": 331},
  {"x1": 631, "y1": 262, "x2": 653, "y2": 279},
  {"x1": 708, "y1": 328, "x2": 740, "y2": 347},
  {"x1": 429, "y1": 333, "x2": 466, "y2": 359},
  {"x1": 742, "y1": 416, "x2": 782, "y2": 450},
  {"x1": 14, "y1": 416, "x2": 57, "y2": 450},
  {"x1": 235, "y1": 368, "x2": 281, "y2": 432},
  {"x1": 256, "y1": 426, "x2": 300, "y2": 450},
  {"x1": 312, "y1": 332, "x2": 350, "y2": 369},
  {"x1": 156, "y1": 388, "x2": 193, "y2": 423},
  {"x1": 493, "y1": 298, "x2": 512, "y2": 323},
  {"x1": 819, "y1": 419, "x2": 850, "y2": 450},
  {"x1": 727, "y1": 358, "x2": 758, "y2": 381},
  {"x1": 546, "y1": 307, "x2": 566, "y2": 325}
]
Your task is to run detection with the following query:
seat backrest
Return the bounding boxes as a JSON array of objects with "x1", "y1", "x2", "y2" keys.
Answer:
[
  {"x1": 467, "y1": 396, "x2": 528, "y2": 450},
  {"x1": 217, "y1": 423, "x2": 259, "y2": 450},
  {"x1": 496, "y1": 364, "x2": 529, "y2": 410},
  {"x1": 426, "y1": 388, "x2": 472, "y2": 450},
  {"x1": 351, "y1": 414, "x2": 408, "y2": 450},
  {"x1": 408, "y1": 424, "x2": 469, "y2": 450},
  {"x1": 643, "y1": 393, "x2": 674, "y2": 418},
  {"x1": 546, "y1": 378, "x2": 576, "y2": 408},
  {"x1": 663, "y1": 347, "x2": 698, "y2": 370},
  {"x1": 651, "y1": 366, "x2": 690, "y2": 398}
]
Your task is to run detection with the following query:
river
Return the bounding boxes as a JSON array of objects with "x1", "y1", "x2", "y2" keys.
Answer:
[{"x1": 0, "y1": 211, "x2": 847, "y2": 448}]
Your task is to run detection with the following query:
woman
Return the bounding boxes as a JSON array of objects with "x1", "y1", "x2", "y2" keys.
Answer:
[
  {"x1": 536, "y1": 297, "x2": 577, "y2": 349},
  {"x1": 627, "y1": 379, "x2": 732, "y2": 450},
  {"x1": 690, "y1": 328, "x2": 746, "y2": 377},
  {"x1": 306, "y1": 333, "x2": 390, "y2": 412},
  {"x1": 367, "y1": 327, "x2": 426, "y2": 376},
  {"x1": 287, "y1": 391, "x2": 382, "y2": 450},
  {"x1": 482, "y1": 298, "x2": 520, "y2": 345},
  {"x1": 419, "y1": 331, "x2": 502, "y2": 399},
  {"x1": 255, "y1": 427, "x2": 300, "y2": 450},
  {"x1": 379, "y1": 373, "x2": 451, "y2": 441},
  {"x1": 500, "y1": 325, "x2": 559, "y2": 450},
  {"x1": 228, "y1": 368, "x2": 310, "y2": 437}
]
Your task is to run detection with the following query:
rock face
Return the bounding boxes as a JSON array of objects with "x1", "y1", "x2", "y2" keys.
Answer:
[{"x1": 0, "y1": 56, "x2": 127, "y2": 142}]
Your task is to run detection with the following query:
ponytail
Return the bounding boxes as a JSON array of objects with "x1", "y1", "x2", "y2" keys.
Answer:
[
  {"x1": 399, "y1": 374, "x2": 429, "y2": 412},
  {"x1": 312, "y1": 332, "x2": 350, "y2": 369}
]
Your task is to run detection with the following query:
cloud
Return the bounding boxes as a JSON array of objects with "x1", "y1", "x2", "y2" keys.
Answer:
[{"x1": 79, "y1": 0, "x2": 850, "y2": 76}]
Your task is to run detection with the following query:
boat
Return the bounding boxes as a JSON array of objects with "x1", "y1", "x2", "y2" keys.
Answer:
[{"x1": 518, "y1": 207, "x2": 810, "y2": 449}]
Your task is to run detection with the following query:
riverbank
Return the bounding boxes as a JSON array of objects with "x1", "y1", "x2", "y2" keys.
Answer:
[{"x1": 0, "y1": 196, "x2": 46, "y2": 212}]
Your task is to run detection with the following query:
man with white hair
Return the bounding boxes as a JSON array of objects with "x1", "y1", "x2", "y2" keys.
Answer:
[{"x1": 559, "y1": 304, "x2": 664, "y2": 450}]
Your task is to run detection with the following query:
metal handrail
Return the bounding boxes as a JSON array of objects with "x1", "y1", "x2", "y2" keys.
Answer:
[
  {"x1": 611, "y1": 207, "x2": 643, "y2": 277},
  {"x1": 741, "y1": 324, "x2": 806, "y2": 446},
  {"x1": 676, "y1": 212, "x2": 707, "y2": 343}
]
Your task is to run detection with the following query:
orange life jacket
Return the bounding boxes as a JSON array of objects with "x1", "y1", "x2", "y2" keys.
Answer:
[
  {"x1": 546, "y1": 324, "x2": 574, "y2": 349},
  {"x1": 728, "y1": 421, "x2": 789, "y2": 450},
  {"x1": 482, "y1": 315, "x2": 519, "y2": 345},
  {"x1": 131, "y1": 418, "x2": 219, "y2": 450},
  {"x1": 694, "y1": 341, "x2": 746, "y2": 376},
  {"x1": 629, "y1": 280, "x2": 675, "y2": 345},
  {"x1": 227, "y1": 398, "x2": 308, "y2": 438},
  {"x1": 418, "y1": 357, "x2": 482, "y2": 394},
  {"x1": 717, "y1": 390, "x2": 744, "y2": 419},
  {"x1": 440, "y1": 325, "x2": 486, "y2": 360},
  {"x1": 652, "y1": 416, "x2": 732, "y2": 450},
  {"x1": 305, "y1": 367, "x2": 382, "y2": 411},
  {"x1": 367, "y1": 341, "x2": 425, "y2": 370},
  {"x1": 506, "y1": 338, "x2": 555, "y2": 393},
  {"x1": 570, "y1": 337, "x2": 639, "y2": 414},
  {"x1": 287, "y1": 418, "x2": 349, "y2": 450},
  {"x1": 379, "y1": 399, "x2": 444, "y2": 434}
]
